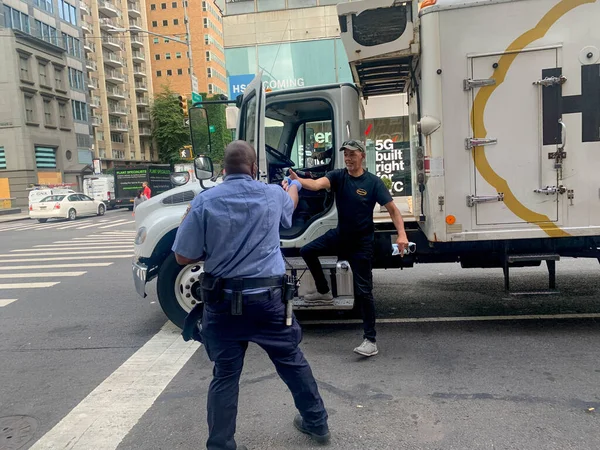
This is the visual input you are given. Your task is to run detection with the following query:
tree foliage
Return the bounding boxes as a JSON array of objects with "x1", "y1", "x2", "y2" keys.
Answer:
[{"x1": 150, "y1": 86, "x2": 190, "y2": 164}]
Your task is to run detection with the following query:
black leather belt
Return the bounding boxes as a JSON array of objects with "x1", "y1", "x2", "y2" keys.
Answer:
[{"x1": 205, "y1": 275, "x2": 284, "y2": 291}]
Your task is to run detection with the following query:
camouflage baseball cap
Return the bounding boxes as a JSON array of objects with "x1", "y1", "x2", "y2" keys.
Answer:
[{"x1": 340, "y1": 139, "x2": 365, "y2": 153}]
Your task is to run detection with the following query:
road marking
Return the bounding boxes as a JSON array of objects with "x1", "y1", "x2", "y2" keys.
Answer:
[
  {"x1": 29, "y1": 321, "x2": 199, "y2": 450},
  {"x1": 0, "y1": 299, "x2": 18, "y2": 307},
  {"x1": 0, "y1": 263, "x2": 113, "y2": 270},
  {"x1": 301, "y1": 312, "x2": 600, "y2": 326},
  {"x1": 0, "y1": 282, "x2": 60, "y2": 289},
  {"x1": 75, "y1": 223, "x2": 109, "y2": 230},
  {"x1": 55, "y1": 222, "x2": 96, "y2": 230},
  {"x1": 0, "y1": 255, "x2": 132, "y2": 263},
  {"x1": 53, "y1": 237, "x2": 133, "y2": 244},
  {"x1": 34, "y1": 243, "x2": 134, "y2": 248},
  {"x1": 0, "y1": 272, "x2": 87, "y2": 279},
  {"x1": 23, "y1": 246, "x2": 134, "y2": 252},
  {"x1": 1, "y1": 249, "x2": 133, "y2": 257},
  {"x1": 97, "y1": 220, "x2": 136, "y2": 229}
]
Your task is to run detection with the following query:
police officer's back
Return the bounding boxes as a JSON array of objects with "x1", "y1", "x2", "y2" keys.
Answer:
[{"x1": 172, "y1": 140, "x2": 330, "y2": 450}]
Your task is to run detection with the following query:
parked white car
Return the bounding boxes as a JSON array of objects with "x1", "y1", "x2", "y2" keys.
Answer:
[{"x1": 29, "y1": 193, "x2": 106, "y2": 223}]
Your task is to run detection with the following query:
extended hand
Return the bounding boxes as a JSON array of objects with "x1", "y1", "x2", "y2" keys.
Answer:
[
  {"x1": 288, "y1": 169, "x2": 299, "y2": 181},
  {"x1": 396, "y1": 232, "x2": 409, "y2": 256}
]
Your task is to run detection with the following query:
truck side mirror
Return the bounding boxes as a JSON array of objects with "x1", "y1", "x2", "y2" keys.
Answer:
[
  {"x1": 189, "y1": 107, "x2": 212, "y2": 157},
  {"x1": 194, "y1": 156, "x2": 214, "y2": 180}
]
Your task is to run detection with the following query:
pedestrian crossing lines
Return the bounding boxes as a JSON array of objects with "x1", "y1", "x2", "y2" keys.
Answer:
[
  {"x1": 0, "y1": 231, "x2": 136, "y2": 308},
  {"x1": 0, "y1": 217, "x2": 135, "y2": 233}
]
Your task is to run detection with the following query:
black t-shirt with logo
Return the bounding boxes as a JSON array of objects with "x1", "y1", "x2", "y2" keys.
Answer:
[{"x1": 325, "y1": 168, "x2": 393, "y2": 238}]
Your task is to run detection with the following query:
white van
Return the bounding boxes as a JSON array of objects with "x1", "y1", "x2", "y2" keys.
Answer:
[
  {"x1": 28, "y1": 186, "x2": 75, "y2": 217},
  {"x1": 83, "y1": 175, "x2": 116, "y2": 209}
]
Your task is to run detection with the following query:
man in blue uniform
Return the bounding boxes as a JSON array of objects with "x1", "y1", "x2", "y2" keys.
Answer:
[
  {"x1": 172, "y1": 141, "x2": 330, "y2": 450},
  {"x1": 285, "y1": 140, "x2": 409, "y2": 358}
]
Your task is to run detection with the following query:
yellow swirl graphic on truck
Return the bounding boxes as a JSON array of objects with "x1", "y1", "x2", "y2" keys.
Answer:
[{"x1": 472, "y1": 0, "x2": 596, "y2": 238}]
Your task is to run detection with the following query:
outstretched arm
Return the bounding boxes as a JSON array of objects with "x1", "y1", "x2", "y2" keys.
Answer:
[{"x1": 282, "y1": 169, "x2": 331, "y2": 192}]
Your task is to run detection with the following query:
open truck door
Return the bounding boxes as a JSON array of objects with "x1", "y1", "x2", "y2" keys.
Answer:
[{"x1": 236, "y1": 71, "x2": 266, "y2": 181}]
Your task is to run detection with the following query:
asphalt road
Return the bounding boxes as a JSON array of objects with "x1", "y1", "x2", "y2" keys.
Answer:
[{"x1": 0, "y1": 212, "x2": 599, "y2": 450}]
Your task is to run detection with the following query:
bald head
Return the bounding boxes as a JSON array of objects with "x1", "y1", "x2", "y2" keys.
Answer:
[{"x1": 223, "y1": 140, "x2": 256, "y2": 176}]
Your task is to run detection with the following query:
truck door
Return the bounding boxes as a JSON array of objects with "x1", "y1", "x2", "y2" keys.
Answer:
[
  {"x1": 470, "y1": 48, "x2": 560, "y2": 225},
  {"x1": 236, "y1": 72, "x2": 266, "y2": 180}
]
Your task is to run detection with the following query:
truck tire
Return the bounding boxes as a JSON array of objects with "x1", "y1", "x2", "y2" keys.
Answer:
[
  {"x1": 38, "y1": 218, "x2": 48, "y2": 223},
  {"x1": 157, "y1": 253, "x2": 204, "y2": 329}
]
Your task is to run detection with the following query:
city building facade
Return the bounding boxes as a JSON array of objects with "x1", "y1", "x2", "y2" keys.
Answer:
[
  {"x1": 145, "y1": 0, "x2": 227, "y2": 98},
  {"x1": 0, "y1": 0, "x2": 94, "y2": 208},
  {"x1": 81, "y1": 0, "x2": 156, "y2": 170}
]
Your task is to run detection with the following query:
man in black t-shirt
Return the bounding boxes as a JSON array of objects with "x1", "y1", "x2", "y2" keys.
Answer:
[{"x1": 283, "y1": 140, "x2": 409, "y2": 357}]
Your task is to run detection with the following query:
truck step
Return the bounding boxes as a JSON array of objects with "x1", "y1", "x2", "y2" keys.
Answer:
[
  {"x1": 293, "y1": 296, "x2": 354, "y2": 310},
  {"x1": 284, "y1": 256, "x2": 341, "y2": 270},
  {"x1": 507, "y1": 253, "x2": 560, "y2": 263}
]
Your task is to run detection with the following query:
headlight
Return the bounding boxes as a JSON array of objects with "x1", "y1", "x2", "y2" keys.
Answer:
[{"x1": 135, "y1": 227, "x2": 147, "y2": 245}]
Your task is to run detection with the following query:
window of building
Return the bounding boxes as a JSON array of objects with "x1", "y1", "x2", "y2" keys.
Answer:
[
  {"x1": 257, "y1": 0, "x2": 285, "y2": 12},
  {"x1": 288, "y1": 0, "x2": 316, "y2": 8},
  {"x1": 166, "y1": 69, "x2": 172, "y2": 76},
  {"x1": 58, "y1": 0, "x2": 77, "y2": 26},
  {"x1": 4, "y1": 6, "x2": 31, "y2": 33},
  {"x1": 34, "y1": 0, "x2": 54, "y2": 13},
  {"x1": 72, "y1": 100, "x2": 88, "y2": 122},
  {"x1": 151, "y1": 4, "x2": 156, "y2": 10},
  {"x1": 203, "y1": 18, "x2": 208, "y2": 28},
  {"x1": 207, "y1": 67, "x2": 212, "y2": 78},
  {"x1": 54, "y1": 67, "x2": 65, "y2": 90},
  {"x1": 68, "y1": 68, "x2": 85, "y2": 90},
  {"x1": 58, "y1": 102, "x2": 69, "y2": 128},
  {"x1": 173, "y1": 19, "x2": 179, "y2": 25},
  {"x1": 19, "y1": 55, "x2": 31, "y2": 81},
  {"x1": 161, "y1": 2, "x2": 166, "y2": 8},
  {"x1": 111, "y1": 132, "x2": 124, "y2": 143},
  {"x1": 205, "y1": 51, "x2": 210, "y2": 62},
  {"x1": 97, "y1": 131, "x2": 105, "y2": 141},
  {"x1": 176, "y1": 52, "x2": 181, "y2": 59},
  {"x1": 35, "y1": 146, "x2": 57, "y2": 168},
  {"x1": 164, "y1": 38, "x2": 169, "y2": 43},
  {"x1": 157, "y1": 70, "x2": 162, "y2": 77},
  {"x1": 24, "y1": 94, "x2": 35, "y2": 122},
  {"x1": 208, "y1": 83, "x2": 213, "y2": 94},
  {"x1": 202, "y1": 1, "x2": 207, "y2": 11},
  {"x1": 152, "y1": 20, "x2": 157, "y2": 27},
  {"x1": 177, "y1": 68, "x2": 182, "y2": 75},
  {"x1": 162, "y1": 19, "x2": 168, "y2": 26},
  {"x1": 155, "y1": 54, "x2": 160, "y2": 60},
  {"x1": 39, "y1": 62, "x2": 49, "y2": 86},
  {"x1": 43, "y1": 98, "x2": 54, "y2": 126},
  {"x1": 0, "y1": 147, "x2": 6, "y2": 170},
  {"x1": 165, "y1": 53, "x2": 171, "y2": 60},
  {"x1": 172, "y1": 1, "x2": 177, "y2": 7},
  {"x1": 153, "y1": 37, "x2": 159, "y2": 44}
]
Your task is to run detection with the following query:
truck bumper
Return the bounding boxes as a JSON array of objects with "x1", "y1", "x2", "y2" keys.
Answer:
[{"x1": 132, "y1": 258, "x2": 148, "y2": 298}]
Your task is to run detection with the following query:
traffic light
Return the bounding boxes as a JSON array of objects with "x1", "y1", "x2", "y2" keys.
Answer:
[{"x1": 178, "y1": 95, "x2": 188, "y2": 117}]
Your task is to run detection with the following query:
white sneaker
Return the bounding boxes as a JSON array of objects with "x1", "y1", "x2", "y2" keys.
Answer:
[
  {"x1": 353, "y1": 339, "x2": 378, "y2": 357},
  {"x1": 303, "y1": 291, "x2": 334, "y2": 303}
]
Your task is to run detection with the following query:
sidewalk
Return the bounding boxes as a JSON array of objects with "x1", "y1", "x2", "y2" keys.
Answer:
[{"x1": 0, "y1": 212, "x2": 31, "y2": 223}]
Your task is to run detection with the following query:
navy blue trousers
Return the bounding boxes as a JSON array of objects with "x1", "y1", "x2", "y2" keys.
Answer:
[
  {"x1": 201, "y1": 287, "x2": 328, "y2": 450},
  {"x1": 300, "y1": 229, "x2": 377, "y2": 342}
]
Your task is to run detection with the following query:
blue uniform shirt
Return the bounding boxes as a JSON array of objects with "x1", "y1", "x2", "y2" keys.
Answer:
[{"x1": 172, "y1": 174, "x2": 294, "y2": 278}]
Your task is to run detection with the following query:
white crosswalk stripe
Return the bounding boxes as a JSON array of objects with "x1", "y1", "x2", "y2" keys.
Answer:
[
  {"x1": 0, "y1": 216, "x2": 135, "y2": 232},
  {"x1": 0, "y1": 263, "x2": 113, "y2": 270},
  {"x1": 0, "y1": 299, "x2": 18, "y2": 307},
  {"x1": 0, "y1": 255, "x2": 133, "y2": 263},
  {"x1": 3, "y1": 249, "x2": 133, "y2": 256},
  {"x1": 0, "y1": 272, "x2": 87, "y2": 279},
  {"x1": 0, "y1": 282, "x2": 60, "y2": 289}
]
